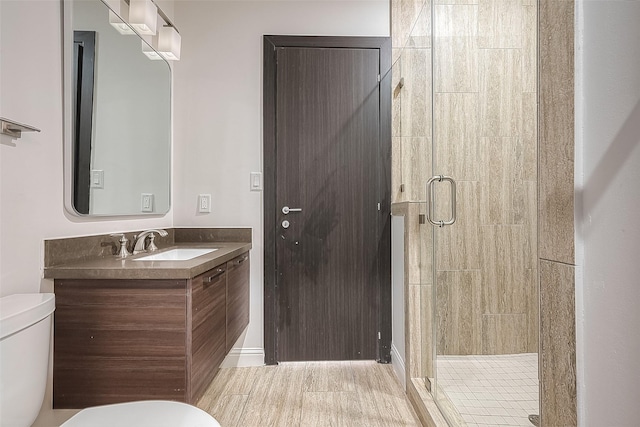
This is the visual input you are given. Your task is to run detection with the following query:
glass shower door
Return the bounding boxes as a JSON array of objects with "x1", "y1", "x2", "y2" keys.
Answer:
[{"x1": 427, "y1": 1, "x2": 539, "y2": 425}]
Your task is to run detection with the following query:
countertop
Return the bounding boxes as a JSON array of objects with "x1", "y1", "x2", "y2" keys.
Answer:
[{"x1": 44, "y1": 242, "x2": 252, "y2": 280}]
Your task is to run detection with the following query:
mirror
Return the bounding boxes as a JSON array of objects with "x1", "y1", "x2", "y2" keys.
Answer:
[{"x1": 63, "y1": 0, "x2": 171, "y2": 216}]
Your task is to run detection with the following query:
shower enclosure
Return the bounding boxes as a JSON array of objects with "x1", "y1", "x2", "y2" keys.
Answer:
[{"x1": 391, "y1": 0, "x2": 538, "y2": 425}]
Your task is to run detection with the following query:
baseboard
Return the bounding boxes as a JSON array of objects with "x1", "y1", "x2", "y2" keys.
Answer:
[
  {"x1": 220, "y1": 347, "x2": 265, "y2": 368},
  {"x1": 391, "y1": 343, "x2": 406, "y2": 390}
]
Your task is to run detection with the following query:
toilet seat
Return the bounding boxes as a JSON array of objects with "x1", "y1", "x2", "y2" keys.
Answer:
[{"x1": 60, "y1": 400, "x2": 221, "y2": 427}]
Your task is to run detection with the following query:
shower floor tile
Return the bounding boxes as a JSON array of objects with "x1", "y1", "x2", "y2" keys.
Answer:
[{"x1": 437, "y1": 353, "x2": 539, "y2": 427}]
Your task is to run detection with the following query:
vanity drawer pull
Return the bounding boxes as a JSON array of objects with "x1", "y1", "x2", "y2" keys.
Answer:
[
  {"x1": 236, "y1": 256, "x2": 248, "y2": 265},
  {"x1": 203, "y1": 268, "x2": 225, "y2": 284}
]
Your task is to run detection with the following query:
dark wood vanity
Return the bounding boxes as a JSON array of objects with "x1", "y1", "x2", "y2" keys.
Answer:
[{"x1": 52, "y1": 250, "x2": 250, "y2": 408}]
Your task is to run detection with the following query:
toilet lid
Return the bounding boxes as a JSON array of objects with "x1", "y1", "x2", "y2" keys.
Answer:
[{"x1": 60, "y1": 400, "x2": 221, "y2": 427}]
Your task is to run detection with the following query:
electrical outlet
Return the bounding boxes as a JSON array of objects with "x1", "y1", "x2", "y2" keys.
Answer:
[
  {"x1": 198, "y1": 194, "x2": 211, "y2": 213},
  {"x1": 90, "y1": 170, "x2": 104, "y2": 188},
  {"x1": 141, "y1": 193, "x2": 154, "y2": 212}
]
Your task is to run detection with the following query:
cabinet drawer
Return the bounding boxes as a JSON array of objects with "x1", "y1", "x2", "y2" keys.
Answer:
[
  {"x1": 190, "y1": 266, "x2": 226, "y2": 402},
  {"x1": 226, "y1": 252, "x2": 250, "y2": 352}
]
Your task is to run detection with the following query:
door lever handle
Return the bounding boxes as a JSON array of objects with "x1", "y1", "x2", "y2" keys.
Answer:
[{"x1": 282, "y1": 206, "x2": 303, "y2": 214}]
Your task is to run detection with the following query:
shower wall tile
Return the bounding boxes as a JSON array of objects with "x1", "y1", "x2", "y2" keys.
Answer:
[
  {"x1": 538, "y1": 0, "x2": 575, "y2": 265},
  {"x1": 481, "y1": 314, "x2": 528, "y2": 354},
  {"x1": 523, "y1": 5, "x2": 537, "y2": 92},
  {"x1": 525, "y1": 268, "x2": 539, "y2": 353},
  {"x1": 420, "y1": 284, "x2": 434, "y2": 378},
  {"x1": 433, "y1": 5, "x2": 479, "y2": 93},
  {"x1": 480, "y1": 225, "x2": 526, "y2": 314},
  {"x1": 523, "y1": 181, "x2": 537, "y2": 269},
  {"x1": 419, "y1": 204, "x2": 434, "y2": 286},
  {"x1": 436, "y1": 270, "x2": 482, "y2": 355},
  {"x1": 434, "y1": 93, "x2": 480, "y2": 181},
  {"x1": 392, "y1": 137, "x2": 403, "y2": 203},
  {"x1": 479, "y1": 49, "x2": 523, "y2": 137},
  {"x1": 479, "y1": 137, "x2": 524, "y2": 225},
  {"x1": 406, "y1": 203, "x2": 423, "y2": 284},
  {"x1": 540, "y1": 260, "x2": 577, "y2": 426},
  {"x1": 478, "y1": 0, "x2": 523, "y2": 48},
  {"x1": 408, "y1": 2, "x2": 432, "y2": 49},
  {"x1": 401, "y1": 137, "x2": 431, "y2": 202},
  {"x1": 435, "y1": 0, "x2": 478, "y2": 5},
  {"x1": 522, "y1": 92, "x2": 537, "y2": 181},
  {"x1": 392, "y1": 59, "x2": 402, "y2": 138},
  {"x1": 400, "y1": 48, "x2": 432, "y2": 138},
  {"x1": 436, "y1": 181, "x2": 481, "y2": 270},
  {"x1": 391, "y1": 0, "x2": 426, "y2": 51},
  {"x1": 408, "y1": 284, "x2": 423, "y2": 379}
]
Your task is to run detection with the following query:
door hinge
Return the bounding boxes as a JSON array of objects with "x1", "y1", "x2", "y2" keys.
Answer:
[
  {"x1": 377, "y1": 202, "x2": 381, "y2": 211},
  {"x1": 377, "y1": 74, "x2": 381, "y2": 82},
  {"x1": 378, "y1": 331, "x2": 381, "y2": 340}
]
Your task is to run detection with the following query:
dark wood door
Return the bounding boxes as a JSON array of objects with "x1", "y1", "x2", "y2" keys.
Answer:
[{"x1": 264, "y1": 37, "x2": 392, "y2": 363}]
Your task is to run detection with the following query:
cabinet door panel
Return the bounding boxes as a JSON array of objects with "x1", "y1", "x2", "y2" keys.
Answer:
[
  {"x1": 226, "y1": 253, "x2": 250, "y2": 352},
  {"x1": 190, "y1": 268, "x2": 226, "y2": 402}
]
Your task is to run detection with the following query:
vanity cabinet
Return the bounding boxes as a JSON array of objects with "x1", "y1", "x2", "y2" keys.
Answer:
[{"x1": 53, "y1": 252, "x2": 250, "y2": 409}]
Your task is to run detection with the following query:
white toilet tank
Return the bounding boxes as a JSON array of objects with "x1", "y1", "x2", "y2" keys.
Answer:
[{"x1": 0, "y1": 293, "x2": 55, "y2": 427}]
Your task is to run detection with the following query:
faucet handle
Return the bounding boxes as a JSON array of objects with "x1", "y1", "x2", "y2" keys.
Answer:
[
  {"x1": 110, "y1": 234, "x2": 131, "y2": 258},
  {"x1": 147, "y1": 234, "x2": 159, "y2": 252}
]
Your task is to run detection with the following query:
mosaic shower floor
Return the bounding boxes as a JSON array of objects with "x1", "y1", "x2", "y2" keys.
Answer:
[{"x1": 436, "y1": 353, "x2": 539, "y2": 427}]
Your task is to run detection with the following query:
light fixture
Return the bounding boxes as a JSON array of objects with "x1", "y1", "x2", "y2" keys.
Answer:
[
  {"x1": 158, "y1": 26, "x2": 181, "y2": 61},
  {"x1": 108, "y1": 0, "x2": 135, "y2": 36},
  {"x1": 129, "y1": 0, "x2": 158, "y2": 36},
  {"x1": 141, "y1": 37, "x2": 163, "y2": 61}
]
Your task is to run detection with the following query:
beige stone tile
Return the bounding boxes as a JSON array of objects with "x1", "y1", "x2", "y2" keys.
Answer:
[
  {"x1": 419, "y1": 203, "x2": 434, "y2": 287},
  {"x1": 392, "y1": 60, "x2": 402, "y2": 138},
  {"x1": 481, "y1": 313, "x2": 528, "y2": 354},
  {"x1": 525, "y1": 267, "x2": 539, "y2": 353},
  {"x1": 435, "y1": 181, "x2": 481, "y2": 270},
  {"x1": 435, "y1": 0, "x2": 478, "y2": 4},
  {"x1": 523, "y1": 4, "x2": 537, "y2": 92},
  {"x1": 538, "y1": 0, "x2": 574, "y2": 264},
  {"x1": 303, "y1": 361, "x2": 355, "y2": 392},
  {"x1": 480, "y1": 225, "x2": 527, "y2": 314},
  {"x1": 392, "y1": 137, "x2": 404, "y2": 204},
  {"x1": 540, "y1": 260, "x2": 577, "y2": 426},
  {"x1": 408, "y1": 2, "x2": 432, "y2": 49},
  {"x1": 478, "y1": 0, "x2": 524, "y2": 48},
  {"x1": 435, "y1": 270, "x2": 482, "y2": 355},
  {"x1": 236, "y1": 366, "x2": 277, "y2": 425},
  {"x1": 407, "y1": 284, "x2": 423, "y2": 378},
  {"x1": 522, "y1": 92, "x2": 537, "y2": 181},
  {"x1": 392, "y1": 47, "x2": 403, "y2": 68},
  {"x1": 479, "y1": 137, "x2": 525, "y2": 225},
  {"x1": 434, "y1": 92, "x2": 480, "y2": 181},
  {"x1": 479, "y1": 48, "x2": 523, "y2": 137},
  {"x1": 269, "y1": 363, "x2": 306, "y2": 426},
  {"x1": 419, "y1": 284, "x2": 434, "y2": 378},
  {"x1": 523, "y1": 180, "x2": 537, "y2": 269},
  {"x1": 211, "y1": 394, "x2": 249, "y2": 427},
  {"x1": 300, "y1": 392, "x2": 340, "y2": 426},
  {"x1": 400, "y1": 48, "x2": 432, "y2": 138},
  {"x1": 392, "y1": 0, "x2": 428, "y2": 50},
  {"x1": 406, "y1": 203, "x2": 423, "y2": 284},
  {"x1": 434, "y1": 5, "x2": 479, "y2": 93},
  {"x1": 401, "y1": 137, "x2": 431, "y2": 201}
]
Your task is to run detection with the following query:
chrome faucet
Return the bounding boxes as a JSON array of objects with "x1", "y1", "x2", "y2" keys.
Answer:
[{"x1": 133, "y1": 229, "x2": 168, "y2": 254}]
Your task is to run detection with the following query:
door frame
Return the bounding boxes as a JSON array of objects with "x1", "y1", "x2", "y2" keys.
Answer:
[{"x1": 263, "y1": 35, "x2": 392, "y2": 365}]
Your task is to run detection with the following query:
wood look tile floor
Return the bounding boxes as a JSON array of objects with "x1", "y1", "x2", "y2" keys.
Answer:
[{"x1": 196, "y1": 361, "x2": 421, "y2": 427}]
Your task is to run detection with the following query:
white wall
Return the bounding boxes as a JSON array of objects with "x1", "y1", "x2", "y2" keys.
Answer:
[
  {"x1": 172, "y1": 0, "x2": 389, "y2": 363},
  {"x1": 576, "y1": 1, "x2": 640, "y2": 425},
  {"x1": 0, "y1": 0, "x2": 172, "y2": 295}
]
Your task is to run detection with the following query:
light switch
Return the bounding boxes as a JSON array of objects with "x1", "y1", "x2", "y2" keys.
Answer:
[
  {"x1": 250, "y1": 172, "x2": 262, "y2": 191},
  {"x1": 198, "y1": 194, "x2": 211, "y2": 213},
  {"x1": 91, "y1": 170, "x2": 104, "y2": 188},
  {"x1": 141, "y1": 193, "x2": 154, "y2": 212}
]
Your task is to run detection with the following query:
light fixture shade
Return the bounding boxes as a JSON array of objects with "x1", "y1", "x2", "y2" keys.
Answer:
[
  {"x1": 109, "y1": 10, "x2": 135, "y2": 35},
  {"x1": 158, "y1": 26, "x2": 181, "y2": 61},
  {"x1": 129, "y1": 0, "x2": 158, "y2": 36},
  {"x1": 141, "y1": 37, "x2": 163, "y2": 61}
]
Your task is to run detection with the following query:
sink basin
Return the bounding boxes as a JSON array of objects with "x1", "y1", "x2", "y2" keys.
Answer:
[{"x1": 133, "y1": 248, "x2": 218, "y2": 261}]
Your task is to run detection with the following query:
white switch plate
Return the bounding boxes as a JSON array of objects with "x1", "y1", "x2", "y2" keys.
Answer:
[
  {"x1": 198, "y1": 194, "x2": 211, "y2": 213},
  {"x1": 250, "y1": 172, "x2": 263, "y2": 191},
  {"x1": 90, "y1": 170, "x2": 104, "y2": 188},
  {"x1": 141, "y1": 193, "x2": 154, "y2": 212}
]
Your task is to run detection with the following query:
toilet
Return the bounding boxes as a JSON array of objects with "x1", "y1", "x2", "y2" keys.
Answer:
[{"x1": 0, "y1": 293, "x2": 220, "y2": 427}]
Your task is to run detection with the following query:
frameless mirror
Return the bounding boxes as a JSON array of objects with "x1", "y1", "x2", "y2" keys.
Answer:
[{"x1": 63, "y1": 0, "x2": 171, "y2": 216}]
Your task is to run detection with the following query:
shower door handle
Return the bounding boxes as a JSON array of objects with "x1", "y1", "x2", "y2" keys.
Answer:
[{"x1": 426, "y1": 175, "x2": 457, "y2": 227}]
